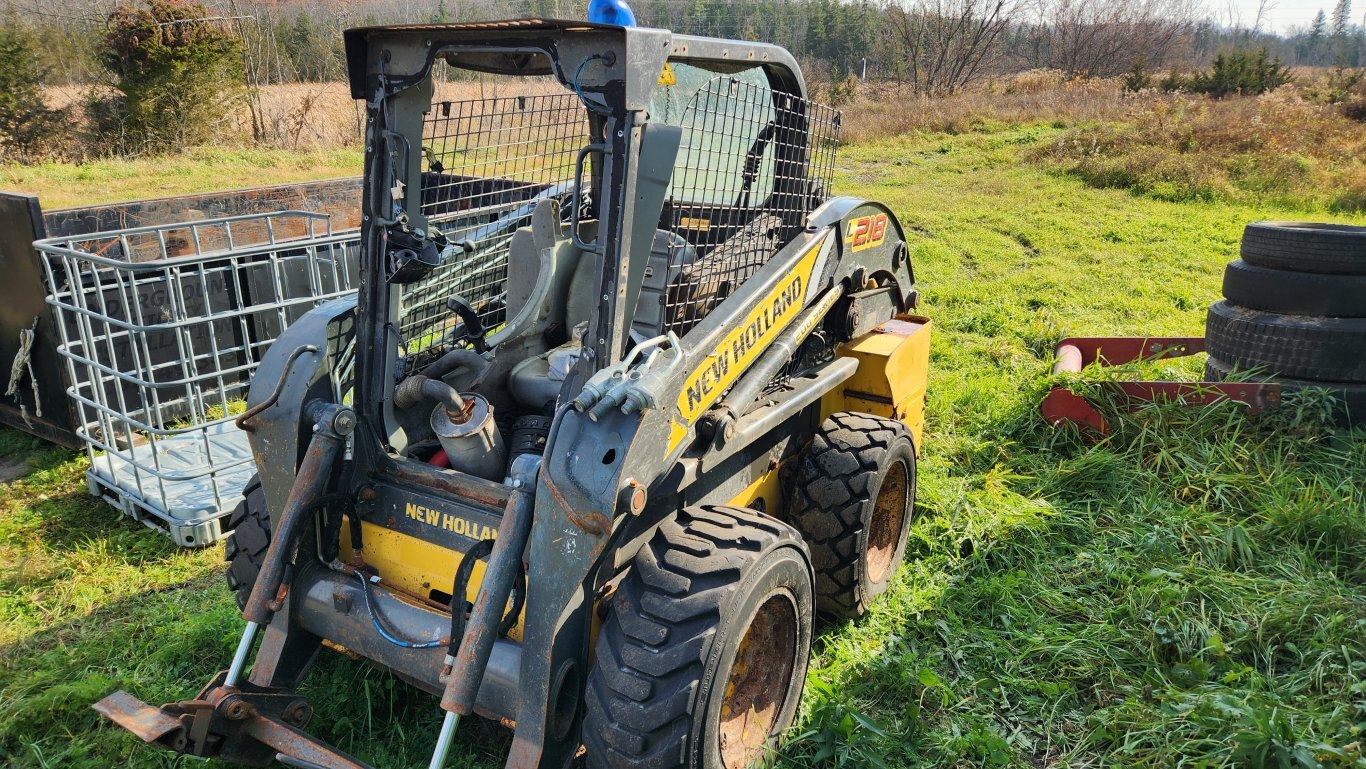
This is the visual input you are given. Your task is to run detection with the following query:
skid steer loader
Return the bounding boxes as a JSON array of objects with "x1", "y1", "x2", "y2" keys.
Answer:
[{"x1": 95, "y1": 17, "x2": 931, "y2": 769}]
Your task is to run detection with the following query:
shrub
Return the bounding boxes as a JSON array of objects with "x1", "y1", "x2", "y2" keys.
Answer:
[
  {"x1": 1122, "y1": 60, "x2": 1152, "y2": 93},
  {"x1": 1031, "y1": 90, "x2": 1366, "y2": 211},
  {"x1": 1187, "y1": 49, "x2": 1291, "y2": 97},
  {"x1": 94, "y1": 0, "x2": 245, "y2": 153},
  {"x1": 0, "y1": 20, "x2": 63, "y2": 160}
]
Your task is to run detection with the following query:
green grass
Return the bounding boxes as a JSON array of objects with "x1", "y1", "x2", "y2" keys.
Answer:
[
  {"x1": 0, "y1": 126, "x2": 1363, "y2": 768},
  {"x1": 0, "y1": 146, "x2": 363, "y2": 209}
]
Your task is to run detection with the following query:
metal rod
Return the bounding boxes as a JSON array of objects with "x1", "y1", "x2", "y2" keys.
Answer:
[
  {"x1": 703, "y1": 286, "x2": 844, "y2": 449},
  {"x1": 241, "y1": 405, "x2": 350, "y2": 626},
  {"x1": 440, "y1": 460, "x2": 537, "y2": 716},
  {"x1": 427, "y1": 711, "x2": 461, "y2": 769},
  {"x1": 224, "y1": 621, "x2": 259, "y2": 687}
]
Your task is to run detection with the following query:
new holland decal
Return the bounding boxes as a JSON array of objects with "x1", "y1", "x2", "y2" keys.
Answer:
[
  {"x1": 404, "y1": 502, "x2": 498, "y2": 541},
  {"x1": 667, "y1": 233, "x2": 832, "y2": 453}
]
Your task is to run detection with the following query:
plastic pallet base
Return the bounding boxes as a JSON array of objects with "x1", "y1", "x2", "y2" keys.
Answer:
[{"x1": 86, "y1": 471, "x2": 230, "y2": 548}]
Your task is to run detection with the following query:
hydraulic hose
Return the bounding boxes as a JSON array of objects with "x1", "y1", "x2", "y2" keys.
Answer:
[{"x1": 444, "y1": 540, "x2": 526, "y2": 661}]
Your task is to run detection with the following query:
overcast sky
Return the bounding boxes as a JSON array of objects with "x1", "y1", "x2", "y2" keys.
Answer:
[{"x1": 1224, "y1": 0, "x2": 1363, "y2": 32}]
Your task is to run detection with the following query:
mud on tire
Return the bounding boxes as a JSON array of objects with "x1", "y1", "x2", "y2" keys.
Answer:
[
  {"x1": 223, "y1": 475, "x2": 269, "y2": 611},
  {"x1": 787, "y1": 412, "x2": 917, "y2": 621},
  {"x1": 584, "y1": 505, "x2": 814, "y2": 769}
]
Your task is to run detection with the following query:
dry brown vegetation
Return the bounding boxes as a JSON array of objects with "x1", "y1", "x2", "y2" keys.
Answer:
[
  {"x1": 832, "y1": 70, "x2": 1130, "y2": 141},
  {"x1": 32, "y1": 68, "x2": 1366, "y2": 214},
  {"x1": 41, "y1": 77, "x2": 566, "y2": 155},
  {"x1": 825, "y1": 69, "x2": 1366, "y2": 212}
]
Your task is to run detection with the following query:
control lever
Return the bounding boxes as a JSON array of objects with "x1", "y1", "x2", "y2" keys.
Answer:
[{"x1": 446, "y1": 295, "x2": 488, "y2": 353}]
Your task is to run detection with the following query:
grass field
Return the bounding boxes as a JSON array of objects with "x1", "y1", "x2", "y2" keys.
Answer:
[
  {"x1": 0, "y1": 146, "x2": 363, "y2": 209},
  {"x1": 0, "y1": 122, "x2": 1363, "y2": 769}
]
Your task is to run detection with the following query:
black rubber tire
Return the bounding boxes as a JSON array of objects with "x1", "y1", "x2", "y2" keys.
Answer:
[
  {"x1": 224, "y1": 475, "x2": 269, "y2": 611},
  {"x1": 1222, "y1": 259, "x2": 1366, "y2": 318},
  {"x1": 787, "y1": 412, "x2": 917, "y2": 621},
  {"x1": 1205, "y1": 356, "x2": 1366, "y2": 427},
  {"x1": 1240, "y1": 221, "x2": 1366, "y2": 275},
  {"x1": 1205, "y1": 301, "x2": 1366, "y2": 383},
  {"x1": 584, "y1": 506, "x2": 814, "y2": 769}
]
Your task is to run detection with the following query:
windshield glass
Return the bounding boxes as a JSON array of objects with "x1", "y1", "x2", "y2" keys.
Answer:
[{"x1": 651, "y1": 62, "x2": 777, "y2": 207}]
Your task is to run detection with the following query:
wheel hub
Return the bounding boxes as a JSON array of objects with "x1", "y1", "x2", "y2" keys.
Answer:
[
  {"x1": 718, "y1": 595, "x2": 798, "y2": 769},
  {"x1": 866, "y1": 459, "x2": 910, "y2": 585}
]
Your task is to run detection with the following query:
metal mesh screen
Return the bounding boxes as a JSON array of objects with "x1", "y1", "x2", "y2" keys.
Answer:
[
  {"x1": 39, "y1": 212, "x2": 355, "y2": 545},
  {"x1": 660, "y1": 77, "x2": 840, "y2": 335},
  {"x1": 403, "y1": 93, "x2": 588, "y2": 356}
]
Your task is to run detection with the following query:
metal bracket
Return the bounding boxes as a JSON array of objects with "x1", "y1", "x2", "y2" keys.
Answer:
[
  {"x1": 1042, "y1": 336, "x2": 1282, "y2": 436},
  {"x1": 93, "y1": 672, "x2": 370, "y2": 769}
]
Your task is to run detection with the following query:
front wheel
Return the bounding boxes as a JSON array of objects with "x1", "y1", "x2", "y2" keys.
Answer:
[
  {"x1": 788, "y1": 412, "x2": 918, "y2": 621},
  {"x1": 584, "y1": 506, "x2": 814, "y2": 769},
  {"x1": 223, "y1": 475, "x2": 268, "y2": 610}
]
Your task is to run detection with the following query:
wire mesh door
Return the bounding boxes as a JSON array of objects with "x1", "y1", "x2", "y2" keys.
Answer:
[
  {"x1": 659, "y1": 76, "x2": 840, "y2": 335},
  {"x1": 402, "y1": 92, "x2": 589, "y2": 364}
]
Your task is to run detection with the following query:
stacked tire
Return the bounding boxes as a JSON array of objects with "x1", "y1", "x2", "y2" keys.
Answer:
[{"x1": 1205, "y1": 222, "x2": 1366, "y2": 426}]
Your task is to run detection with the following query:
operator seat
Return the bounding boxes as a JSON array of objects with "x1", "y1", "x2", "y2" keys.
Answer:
[{"x1": 505, "y1": 227, "x2": 695, "y2": 410}]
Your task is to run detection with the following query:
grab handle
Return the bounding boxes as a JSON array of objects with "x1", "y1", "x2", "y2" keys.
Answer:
[{"x1": 571, "y1": 143, "x2": 607, "y2": 254}]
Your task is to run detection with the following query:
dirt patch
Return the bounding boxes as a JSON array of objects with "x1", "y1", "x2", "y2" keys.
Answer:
[{"x1": 0, "y1": 457, "x2": 30, "y2": 483}]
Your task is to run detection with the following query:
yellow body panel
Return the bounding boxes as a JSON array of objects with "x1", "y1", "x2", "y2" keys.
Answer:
[
  {"x1": 725, "y1": 465, "x2": 785, "y2": 515},
  {"x1": 341, "y1": 520, "x2": 524, "y2": 640},
  {"x1": 826, "y1": 315, "x2": 931, "y2": 451},
  {"x1": 668, "y1": 234, "x2": 830, "y2": 454}
]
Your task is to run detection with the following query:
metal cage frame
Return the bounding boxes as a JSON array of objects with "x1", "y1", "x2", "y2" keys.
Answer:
[{"x1": 40, "y1": 212, "x2": 357, "y2": 546}]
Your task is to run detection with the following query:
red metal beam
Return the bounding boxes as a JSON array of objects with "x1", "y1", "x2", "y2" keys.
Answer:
[
  {"x1": 1043, "y1": 336, "x2": 1279, "y2": 435},
  {"x1": 1053, "y1": 337, "x2": 1205, "y2": 373}
]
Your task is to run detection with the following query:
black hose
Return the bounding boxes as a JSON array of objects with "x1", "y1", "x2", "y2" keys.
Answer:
[
  {"x1": 421, "y1": 347, "x2": 492, "y2": 386},
  {"x1": 395, "y1": 375, "x2": 467, "y2": 415},
  {"x1": 447, "y1": 539, "x2": 494, "y2": 657},
  {"x1": 314, "y1": 493, "x2": 356, "y2": 563},
  {"x1": 420, "y1": 377, "x2": 466, "y2": 415},
  {"x1": 446, "y1": 539, "x2": 526, "y2": 659}
]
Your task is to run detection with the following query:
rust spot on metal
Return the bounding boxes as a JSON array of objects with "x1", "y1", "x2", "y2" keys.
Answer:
[
  {"x1": 268, "y1": 582, "x2": 290, "y2": 613},
  {"x1": 93, "y1": 691, "x2": 186, "y2": 747},
  {"x1": 544, "y1": 472, "x2": 610, "y2": 536},
  {"x1": 388, "y1": 461, "x2": 511, "y2": 510},
  {"x1": 240, "y1": 714, "x2": 373, "y2": 769},
  {"x1": 866, "y1": 458, "x2": 910, "y2": 585},
  {"x1": 718, "y1": 596, "x2": 799, "y2": 769}
]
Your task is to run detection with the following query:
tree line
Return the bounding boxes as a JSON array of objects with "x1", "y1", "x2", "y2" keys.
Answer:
[
  {"x1": 0, "y1": 0, "x2": 1362, "y2": 159},
  {"x1": 7, "y1": 0, "x2": 1365, "y2": 87}
]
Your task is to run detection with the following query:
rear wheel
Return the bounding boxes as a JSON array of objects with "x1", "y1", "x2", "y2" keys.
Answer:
[
  {"x1": 224, "y1": 475, "x2": 268, "y2": 610},
  {"x1": 788, "y1": 412, "x2": 917, "y2": 621},
  {"x1": 584, "y1": 506, "x2": 814, "y2": 769}
]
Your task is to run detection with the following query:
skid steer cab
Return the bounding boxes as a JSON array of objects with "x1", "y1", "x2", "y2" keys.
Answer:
[{"x1": 95, "y1": 17, "x2": 931, "y2": 769}]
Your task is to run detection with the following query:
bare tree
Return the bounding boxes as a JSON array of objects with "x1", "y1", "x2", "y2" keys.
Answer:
[
  {"x1": 1046, "y1": 0, "x2": 1200, "y2": 77},
  {"x1": 883, "y1": 0, "x2": 1016, "y2": 94}
]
